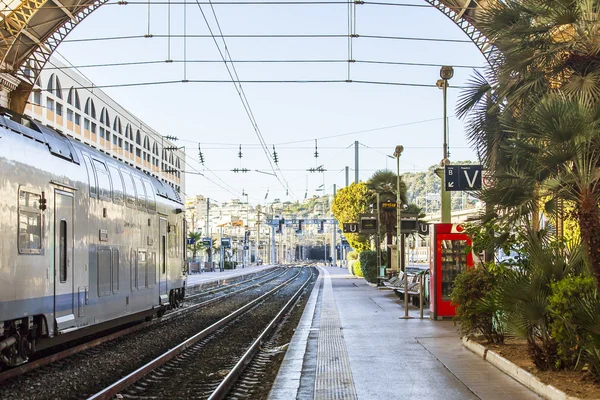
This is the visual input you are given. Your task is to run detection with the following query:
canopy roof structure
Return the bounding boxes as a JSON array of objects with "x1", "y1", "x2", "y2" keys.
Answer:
[{"x1": 0, "y1": 0, "x2": 493, "y2": 93}]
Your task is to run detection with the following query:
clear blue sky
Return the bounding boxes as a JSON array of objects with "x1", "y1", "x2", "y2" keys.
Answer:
[{"x1": 54, "y1": 0, "x2": 488, "y2": 204}]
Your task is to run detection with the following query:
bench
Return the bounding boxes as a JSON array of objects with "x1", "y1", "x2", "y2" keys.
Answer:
[
  {"x1": 381, "y1": 273, "x2": 403, "y2": 289},
  {"x1": 394, "y1": 271, "x2": 427, "y2": 318}
]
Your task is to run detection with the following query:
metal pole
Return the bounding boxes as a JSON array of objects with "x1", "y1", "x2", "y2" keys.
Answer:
[
  {"x1": 220, "y1": 226, "x2": 224, "y2": 272},
  {"x1": 443, "y1": 79, "x2": 448, "y2": 163},
  {"x1": 246, "y1": 198, "x2": 249, "y2": 267},
  {"x1": 271, "y1": 224, "x2": 276, "y2": 264},
  {"x1": 395, "y1": 145, "x2": 412, "y2": 319},
  {"x1": 376, "y1": 192, "x2": 381, "y2": 281},
  {"x1": 333, "y1": 184, "x2": 337, "y2": 267},
  {"x1": 440, "y1": 78, "x2": 452, "y2": 224},
  {"x1": 345, "y1": 166, "x2": 349, "y2": 187},
  {"x1": 438, "y1": 67, "x2": 453, "y2": 224},
  {"x1": 206, "y1": 198, "x2": 212, "y2": 268},
  {"x1": 354, "y1": 141, "x2": 359, "y2": 183}
]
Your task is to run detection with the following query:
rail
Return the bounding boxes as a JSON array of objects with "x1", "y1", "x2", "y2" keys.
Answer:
[{"x1": 87, "y1": 268, "x2": 309, "y2": 400}]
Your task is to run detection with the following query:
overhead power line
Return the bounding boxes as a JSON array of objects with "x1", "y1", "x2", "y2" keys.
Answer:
[
  {"x1": 42, "y1": 58, "x2": 483, "y2": 70},
  {"x1": 61, "y1": 33, "x2": 472, "y2": 44},
  {"x1": 31, "y1": 79, "x2": 467, "y2": 90}
]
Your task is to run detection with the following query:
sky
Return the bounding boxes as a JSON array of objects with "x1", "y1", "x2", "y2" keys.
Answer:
[{"x1": 52, "y1": 0, "x2": 489, "y2": 205}]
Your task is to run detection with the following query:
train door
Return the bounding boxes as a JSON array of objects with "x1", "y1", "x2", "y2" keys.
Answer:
[
  {"x1": 159, "y1": 217, "x2": 169, "y2": 305},
  {"x1": 54, "y1": 190, "x2": 75, "y2": 331}
]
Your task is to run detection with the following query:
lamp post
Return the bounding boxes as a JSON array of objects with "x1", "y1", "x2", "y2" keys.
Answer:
[
  {"x1": 394, "y1": 145, "x2": 411, "y2": 319},
  {"x1": 436, "y1": 65, "x2": 454, "y2": 223}
]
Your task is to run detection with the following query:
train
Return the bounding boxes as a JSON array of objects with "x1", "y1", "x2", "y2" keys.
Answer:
[{"x1": 0, "y1": 107, "x2": 186, "y2": 367}]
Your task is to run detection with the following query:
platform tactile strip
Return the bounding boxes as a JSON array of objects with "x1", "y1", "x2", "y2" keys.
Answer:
[{"x1": 314, "y1": 269, "x2": 358, "y2": 399}]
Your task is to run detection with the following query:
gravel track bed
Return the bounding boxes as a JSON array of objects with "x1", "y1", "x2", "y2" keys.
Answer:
[
  {"x1": 0, "y1": 268, "x2": 302, "y2": 400},
  {"x1": 228, "y1": 269, "x2": 318, "y2": 399},
  {"x1": 120, "y1": 268, "x2": 315, "y2": 399}
]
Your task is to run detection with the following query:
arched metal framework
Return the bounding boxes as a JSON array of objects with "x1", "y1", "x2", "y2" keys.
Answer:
[{"x1": 1, "y1": 0, "x2": 494, "y2": 91}]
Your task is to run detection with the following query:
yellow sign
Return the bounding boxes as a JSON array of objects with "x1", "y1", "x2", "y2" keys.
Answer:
[{"x1": 381, "y1": 201, "x2": 397, "y2": 211}]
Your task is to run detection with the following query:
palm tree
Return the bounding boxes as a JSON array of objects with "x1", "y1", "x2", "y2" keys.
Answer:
[
  {"x1": 458, "y1": 0, "x2": 600, "y2": 288},
  {"x1": 187, "y1": 231, "x2": 204, "y2": 260}
]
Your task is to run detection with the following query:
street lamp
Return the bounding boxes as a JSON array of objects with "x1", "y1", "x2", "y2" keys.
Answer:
[
  {"x1": 436, "y1": 65, "x2": 454, "y2": 223},
  {"x1": 394, "y1": 146, "x2": 411, "y2": 319}
]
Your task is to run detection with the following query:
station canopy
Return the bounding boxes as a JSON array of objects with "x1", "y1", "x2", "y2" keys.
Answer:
[{"x1": 0, "y1": 0, "x2": 492, "y2": 87}]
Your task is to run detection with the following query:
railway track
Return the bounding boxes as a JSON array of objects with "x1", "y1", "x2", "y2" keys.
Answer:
[
  {"x1": 87, "y1": 267, "x2": 315, "y2": 400},
  {"x1": 0, "y1": 266, "x2": 289, "y2": 385}
]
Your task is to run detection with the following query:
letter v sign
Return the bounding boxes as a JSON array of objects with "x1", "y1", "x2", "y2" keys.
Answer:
[{"x1": 463, "y1": 169, "x2": 480, "y2": 189}]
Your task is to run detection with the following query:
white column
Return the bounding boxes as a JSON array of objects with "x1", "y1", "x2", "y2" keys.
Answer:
[{"x1": 0, "y1": 73, "x2": 22, "y2": 109}]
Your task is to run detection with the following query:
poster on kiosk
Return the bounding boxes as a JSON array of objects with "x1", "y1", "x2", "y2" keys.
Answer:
[{"x1": 429, "y1": 223, "x2": 474, "y2": 320}]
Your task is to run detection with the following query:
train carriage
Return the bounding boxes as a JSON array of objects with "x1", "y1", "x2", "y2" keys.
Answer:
[{"x1": 0, "y1": 108, "x2": 186, "y2": 367}]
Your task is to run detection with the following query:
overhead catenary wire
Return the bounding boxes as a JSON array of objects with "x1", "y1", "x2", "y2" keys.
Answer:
[
  {"x1": 29, "y1": 79, "x2": 468, "y2": 90},
  {"x1": 60, "y1": 33, "x2": 472, "y2": 43},
  {"x1": 41, "y1": 58, "x2": 484, "y2": 70},
  {"x1": 192, "y1": 0, "x2": 294, "y2": 199}
]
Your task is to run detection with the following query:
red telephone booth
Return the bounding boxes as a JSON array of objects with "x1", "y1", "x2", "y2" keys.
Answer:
[{"x1": 429, "y1": 223, "x2": 474, "y2": 320}]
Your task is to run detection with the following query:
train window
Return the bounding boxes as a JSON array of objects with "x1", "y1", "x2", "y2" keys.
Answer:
[
  {"x1": 92, "y1": 159, "x2": 112, "y2": 200},
  {"x1": 148, "y1": 252, "x2": 156, "y2": 288},
  {"x1": 112, "y1": 248, "x2": 119, "y2": 294},
  {"x1": 18, "y1": 189, "x2": 42, "y2": 254},
  {"x1": 121, "y1": 170, "x2": 136, "y2": 209},
  {"x1": 98, "y1": 247, "x2": 112, "y2": 296},
  {"x1": 132, "y1": 175, "x2": 147, "y2": 210},
  {"x1": 168, "y1": 223, "x2": 178, "y2": 258},
  {"x1": 161, "y1": 235, "x2": 166, "y2": 274},
  {"x1": 137, "y1": 249, "x2": 147, "y2": 290},
  {"x1": 108, "y1": 165, "x2": 124, "y2": 204},
  {"x1": 130, "y1": 249, "x2": 137, "y2": 291},
  {"x1": 142, "y1": 180, "x2": 156, "y2": 212},
  {"x1": 59, "y1": 220, "x2": 67, "y2": 282},
  {"x1": 82, "y1": 154, "x2": 97, "y2": 198}
]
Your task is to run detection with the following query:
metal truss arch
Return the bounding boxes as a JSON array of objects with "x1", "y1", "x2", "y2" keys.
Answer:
[
  {"x1": 425, "y1": 0, "x2": 498, "y2": 66},
  {"x1": 0, "y1": 0, "x2": 497, "y2": 94},
  {"x1": 1, "y1": 0, "x2": 109, "y2": 86}
]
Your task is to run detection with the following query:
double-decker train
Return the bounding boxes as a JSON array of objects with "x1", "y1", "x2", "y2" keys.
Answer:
[{"x1": 0, "y1": 108, "x2": 186, "y2": 367}]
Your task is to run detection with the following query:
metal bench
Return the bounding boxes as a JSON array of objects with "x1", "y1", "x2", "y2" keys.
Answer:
[{"x1": 394, "y1": 272, "x2": 427, "y2": 319}]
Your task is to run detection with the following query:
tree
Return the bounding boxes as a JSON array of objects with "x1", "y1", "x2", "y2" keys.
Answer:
[
  {"x1": 187, "y1": 231, "x2": 204, "y2": 260},
  {"x1": 331, "y1": 182, "x2": 371, "y2": 252},
  {"x1": 458, "y1": 0, "x2": 600, "y2": 288}
]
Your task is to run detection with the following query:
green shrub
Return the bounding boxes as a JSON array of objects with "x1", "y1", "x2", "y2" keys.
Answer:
[
  {"x1": 451, "y1": 263, "x2": 505, "y2": 343},
  {"x1": 359, "y1": 250, "x2": 378, "y2": 283},
  {"x1": 549, "y1": 275, "x2": 596, "y2": 369},
  {"x1": 352, "y1": 260, "x2": 363, "y2": 277}
]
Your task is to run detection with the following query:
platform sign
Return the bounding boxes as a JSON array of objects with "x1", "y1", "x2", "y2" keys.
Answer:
[
  {"x1": 187, "y1": 238, "x2": 196, "y2": 245},
  {"x1": 417, "y1": 222, "x2": 429, "y2": 235},
  {"x1": 445, "y1": 165, "x2": 483, "y2": 191},
  {"x1": 221, "y1": 238, "x2": 231, "y2": 248},
  {"x1": 360, "y1": 214, "x2": 378, "y2": 234},
  {"x1": 343, "y1": 223, "x2": 359, "y2": 233},
  {"x1": 202, "y1": 238, "x2": 212, "y2": 246},
  {"x1": 381, "y1": 200, "x2": 397, "y2": 212}
]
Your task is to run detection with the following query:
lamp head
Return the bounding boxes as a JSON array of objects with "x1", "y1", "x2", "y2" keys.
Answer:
[
  {"x1": 440, "y1": 66, "x2": 454, "y2": 80},
  {"x1": 393, "y1": 145, "x2": 404, "y2": 157}
]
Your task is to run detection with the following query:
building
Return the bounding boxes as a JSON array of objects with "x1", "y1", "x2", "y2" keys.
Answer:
[{"x1": 22, "y1": 57, "x2": 185, "y2": 193}]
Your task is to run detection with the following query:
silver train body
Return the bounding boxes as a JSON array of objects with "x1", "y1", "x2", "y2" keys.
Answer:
[{"x1": 0, "y1": 109, "x2": 186, "y2": 367}]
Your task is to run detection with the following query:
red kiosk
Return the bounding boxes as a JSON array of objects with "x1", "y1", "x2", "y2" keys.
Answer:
[{"x1": 429, "y1": 223, "x2": 474, "y2": 320}]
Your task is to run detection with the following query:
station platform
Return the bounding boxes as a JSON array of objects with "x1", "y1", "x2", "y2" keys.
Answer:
[
  {"x1": 186, "y1": 264, "x2": 276, "y2": 286},
  {"x1": 269, "y1": 266, "x2": 541, "y2": 400}
]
